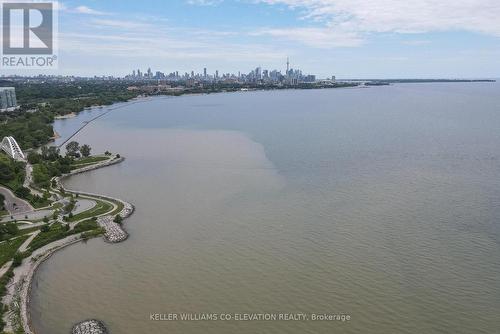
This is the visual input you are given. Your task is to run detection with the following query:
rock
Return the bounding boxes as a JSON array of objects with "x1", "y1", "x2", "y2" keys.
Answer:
[
  {"x1": 72, "y1": 319, "x2": 108, "y2": 334},
  {"x1": 97, "y1": 215, "x2": 128, "y2": 243}
]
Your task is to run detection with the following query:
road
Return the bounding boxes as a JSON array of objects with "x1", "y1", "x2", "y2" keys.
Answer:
[{"x1": 0, "y1": 186, "x2": 33, "y2": 215}]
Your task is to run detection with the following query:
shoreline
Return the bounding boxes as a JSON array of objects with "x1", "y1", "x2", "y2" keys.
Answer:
[
  {"x1": 21, "y1": 237, "x2": 84, "y2": 334},
  {"x1": 2, "y1": 156, "x2": 134, "y2": 334},
  {"x1": 54, "y1": 112, "x2": 77, "y2": 120}
]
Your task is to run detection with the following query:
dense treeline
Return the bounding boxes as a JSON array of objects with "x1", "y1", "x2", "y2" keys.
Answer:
[
  {"x1": 29, "y1": 141, "x2": 92, "y2": 188},
  {"x1": 0, "y1": 111, "x2": 54, "y2": 149},
  {"x1": 30, "y1": 149, "x2": 72, "y2": 188},
  {"x1": 0, "y1": 222, "x2": 18, "y2": 241},
  {"x1": 0, "y1": 152, "x2": 49, "y2": 207},
  {"x1": 12, "y1": 81, "x2": 138, "y2": 116},
  {"x1": 0, "y1": 153, "x2": 25, "y2": 190},
  {"x1": 0, "y1": 81, "x2": 138, "y2": 152}
]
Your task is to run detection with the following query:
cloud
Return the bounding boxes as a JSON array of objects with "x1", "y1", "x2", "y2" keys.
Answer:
[
  {"x1": 59, "y1": 28, "x2": 285, "y2": 63},
  {"x1": 90, "y1": 19, "x2": 153, "y2": 30},
  {"x1": 186, "y1": 0, "x2": 224, "y2": 5},
  {"x1": 257, "y1": 0, "x2": 500, "y2": 36},
  {"x1": 402, "y1": 40, "x2": 431, "y2": 46},
  {"x1": 73, "y1": 5, "x2": 108, "y2": 15},
  {"x1": 251, "y1": 27, "x2": 363, "y2": 48}
]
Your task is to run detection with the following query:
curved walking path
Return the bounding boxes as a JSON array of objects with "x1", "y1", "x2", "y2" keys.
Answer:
[
  {"x1": 24, "y1": 163, "x2": 44, "y2": 198},
  {"x1": 18, "y1": 231, "x2": 41, "y2": 253},
  {"x1": 0, "y1": 261, "x2": 13, "y2": 278},
  {"x1": 73, "y1": 198, "x2": 97, "y2": 215},
  {"x1": 3, "y1": 234, "x2": 84, "y2": 334},
  {"x1": 1, "y1": 209, "x2": 53, "y2": 223},
  {"x1": 1, "y1": 155, "x2": 135, "y2": 334}
]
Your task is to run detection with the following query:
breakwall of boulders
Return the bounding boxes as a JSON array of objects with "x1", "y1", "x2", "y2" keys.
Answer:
[
  {"x1": 72, "y1": 319, "x2": 108, "y2": 334},
  {"x1": 17, "y1": 156, "x2": 135, "y2": 334},
  {"x1": 57, "y1": 157, "x2": 135, "y2": 243}
]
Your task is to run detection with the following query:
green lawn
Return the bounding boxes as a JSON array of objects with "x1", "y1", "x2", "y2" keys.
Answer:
[
  {"x1": 109, "y1": 199, "x2": 124, "y2": 216},
  {"x1": 28, "y1": 223, "x2": 67, "y2": 252},
  {"x1": 71, "y1": 156, "x2": 108, "y2": 167},
  {"x1": 0, "y1": 235, "x2": 29, "y2": 267},
  {"x1": 17, "y1": 226, "x2": 42, "y2": 236},
  {"x1": 28, "y1": 220, "x2": 101, "y2": 252},
  {"x1": 73, "y1": 219, "x2": 99, "y2": 233}
]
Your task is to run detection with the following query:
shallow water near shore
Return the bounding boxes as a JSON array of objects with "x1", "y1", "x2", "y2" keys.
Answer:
[{"x1": 31, "y1": 84, "x2": 500, "y2": 333}]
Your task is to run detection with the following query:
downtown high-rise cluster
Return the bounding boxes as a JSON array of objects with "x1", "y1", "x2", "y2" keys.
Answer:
[{"x1": 125, "y1": 59, "x2": 322, "y2": 85}]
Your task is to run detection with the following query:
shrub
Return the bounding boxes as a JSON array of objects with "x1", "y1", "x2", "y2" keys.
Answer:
[
  {"x1": 12, "y1": 253, "x2": 23, "y2": 267},
  {"x1": 113, "y1": 215, "x2": 123, "y2": 224},
  {"x1": 14, "y1": 187, "x2": 30, "y2": 199}
]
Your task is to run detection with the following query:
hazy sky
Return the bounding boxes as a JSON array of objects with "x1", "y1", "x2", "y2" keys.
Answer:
[{"x1": 4, "y1": 0, "x2": 500, "y2": 78}]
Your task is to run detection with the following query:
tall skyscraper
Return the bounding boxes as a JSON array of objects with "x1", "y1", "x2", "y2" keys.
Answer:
[
  {"x1": 0, "y1": 87, "x2": 17, "y2": 112},
  {"x1": 204, "y1": 68, "x2": 207, "y2": 79},
  {"x1": 286, "y1": 57, "x2": 290, "y2": 75}
]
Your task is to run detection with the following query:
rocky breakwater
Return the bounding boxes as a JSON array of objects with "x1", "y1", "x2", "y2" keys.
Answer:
[
  {"x1": 97, "y1": 200, "x2": 134, "y2": 243},
  {"x1": 56, "y1": 156, "x2": 135, "y2": 244},
  {"x1": 12, "y1": 156, "x2": 135, "y2": 334},
  {"x1": 97, "y1": 215, "x2": 127, "y2": 242},
  {"x1": 72, "y1": 320, "x2": 108, "y2": 334},
  {"x1": 68, "y1": 155, "x2": 125, "y2": 176}
]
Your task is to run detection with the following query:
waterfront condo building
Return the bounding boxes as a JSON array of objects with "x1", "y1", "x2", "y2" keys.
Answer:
[{"x1": 0, "y1": 87, "x2": 17, "y2": 112}]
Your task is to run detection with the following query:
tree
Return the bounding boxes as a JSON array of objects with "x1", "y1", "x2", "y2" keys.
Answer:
[
  {"x1": 41, "y1": 224, "x2": 50, "y2": 232},
  {"x1": 0, "y1": 222, "x2": 18, "y2": 241},
  {"x1": 113, "y1": 215, "x2": 123, "y2": 224},
  {"x1": 0, "y1": 193, "x2": 5, "y2": 211},
  {"x1": 80, "y1": 144, "x2": 91, "y2": 157},
  {"x1": 41, "y1": 146, "x2": 60, "y2": 161},
  {"x1": 12, "y1": 252, "x2": 23, "y2": 267},
  {"x1": 14, "y1": 186, "x2": 30, "y2": 199},
  {"x1": 0, "y1": 157, "x2": 15, "y2": 181},
  {"x1": 66, "y1": 141, "x2": 80, "y2": 157},
  {"x1": 27, "y1": 152, "x2": 42, "y2": 164}
]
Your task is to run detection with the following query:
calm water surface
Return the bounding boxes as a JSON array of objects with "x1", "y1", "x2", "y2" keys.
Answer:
[{"x1": 31, "y1": 84, "x2": 500, "y2": 333}]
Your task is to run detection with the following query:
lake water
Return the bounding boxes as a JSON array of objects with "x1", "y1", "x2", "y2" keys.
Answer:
[{"x1": 31, "y1": 84, "x2": 500, "y2": 333}]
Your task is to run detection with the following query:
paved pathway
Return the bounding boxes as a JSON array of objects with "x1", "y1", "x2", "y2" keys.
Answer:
[
  {"x1": 0, "y1": 261, "x2": 12, "y2": 278},
  {"x1": 1, "y1": 209, "x2": 53, "y2": 223},
  {"x1": 0, "y1": 186, "x2": 33, "y2": 215},
  {"x1": 18, "y1": 231, "x2": 41, "y2": 253},
  {"x1": 2, "y1": 233, "x2": 83, "y2": 333},
  {"x1": 73, "y1": 198, "x2": 96, "y2": 214},
  {"x1": 23, "y1": 163, "x2": 44, "y2": 197}
]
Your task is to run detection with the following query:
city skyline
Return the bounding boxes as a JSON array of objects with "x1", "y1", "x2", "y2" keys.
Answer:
[
  {"x1": 1, "y1": 0, "x2": 500, "y2": 78},
  {"x1": 125, "y1": 57, "x2": 321, "y2": 84}
]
